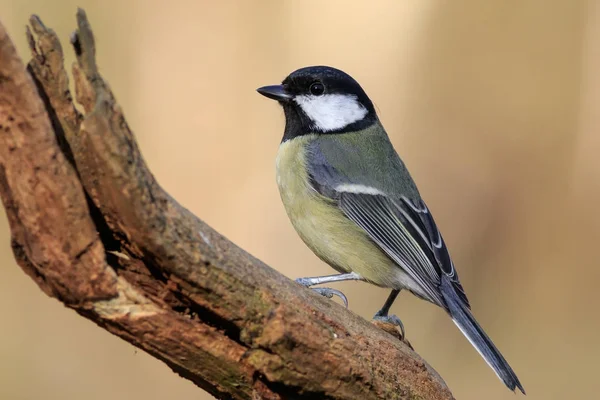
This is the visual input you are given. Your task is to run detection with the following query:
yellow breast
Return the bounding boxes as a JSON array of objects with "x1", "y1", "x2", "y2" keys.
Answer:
[{"x1": 275, "y1": 135, "x2": 401, "y2": 287}]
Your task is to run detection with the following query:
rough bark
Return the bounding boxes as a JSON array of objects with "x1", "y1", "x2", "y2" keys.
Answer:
[{"x1": 0, "y1": 9, "x2": 454, "y2": 400}]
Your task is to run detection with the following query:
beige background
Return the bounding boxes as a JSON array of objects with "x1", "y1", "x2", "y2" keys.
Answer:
[{"x1": 0, "y1": 1, "x2": 598, "y2": 399}]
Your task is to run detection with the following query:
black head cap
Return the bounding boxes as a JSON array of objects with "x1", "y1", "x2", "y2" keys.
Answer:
[{"x1": 257, "y1": 66, "x2": 377, "y2": 140}]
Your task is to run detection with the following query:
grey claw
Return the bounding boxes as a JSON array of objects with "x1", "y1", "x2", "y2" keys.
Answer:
[
  {"x1": 373, "y1": 314, "x2": 405, "y2": 339},
  {"x1": 311, "y1": 287, "x2": 349, "y2": 308}
]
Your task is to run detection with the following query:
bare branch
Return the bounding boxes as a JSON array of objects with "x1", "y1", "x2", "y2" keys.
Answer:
[{"x1": 0, "y1": 9, "x2": 454, "y2": 400}]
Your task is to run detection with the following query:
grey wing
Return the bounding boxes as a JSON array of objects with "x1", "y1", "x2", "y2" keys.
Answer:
[
  {"x1": 307, "y1": 143, "x2": 470, "y2": 309},
  {"x1": 342, "y1": 193, "x2": 470, "y2": 308}
]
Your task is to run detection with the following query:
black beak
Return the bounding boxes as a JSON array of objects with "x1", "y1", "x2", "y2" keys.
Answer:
[{"x1": 256, "y1": 85, "x2": 292, "y2": 102}]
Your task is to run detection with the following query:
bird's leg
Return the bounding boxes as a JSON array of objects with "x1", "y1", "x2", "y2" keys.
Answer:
[
  {"x1": 295, "y1": 272, "x2": 361, "y2": 308},
  {"x1": 373, "y1": 289, "x2": 405, "y2": 339},
  {"x1": 295, "y1": 272, "x2": 362, "y2": 287}
]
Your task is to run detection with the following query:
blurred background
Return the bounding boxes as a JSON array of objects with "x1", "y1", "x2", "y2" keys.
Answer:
[{"x1": 0, "y1": 1, "x2": 598, "y2": 399}]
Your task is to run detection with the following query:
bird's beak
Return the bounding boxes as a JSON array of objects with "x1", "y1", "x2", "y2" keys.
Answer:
[{"x1": 256, "y1": 85, "x2": 292, "y2": 102}]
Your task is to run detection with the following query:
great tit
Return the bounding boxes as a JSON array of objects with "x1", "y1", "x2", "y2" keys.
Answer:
[{"x1": 257, "y1": 66, "x2": 524, "y2": 394}]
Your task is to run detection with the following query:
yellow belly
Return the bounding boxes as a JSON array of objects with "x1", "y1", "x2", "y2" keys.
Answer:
[{"x1": 276, "y1": 135, "x2": 404, "y2": 288}]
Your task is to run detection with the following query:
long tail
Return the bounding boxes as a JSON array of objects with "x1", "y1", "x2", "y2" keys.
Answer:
[{"x1": 441, "y1": 277, "x2": 525, "y2": 394}]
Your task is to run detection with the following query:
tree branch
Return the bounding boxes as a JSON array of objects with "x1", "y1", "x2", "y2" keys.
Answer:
[{"x1": 0, "y1": 9, "x2": 454, "y2": 400}]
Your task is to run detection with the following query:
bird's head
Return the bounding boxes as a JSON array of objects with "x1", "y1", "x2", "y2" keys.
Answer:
[{"x1": 257, "y1": 66, "x2": 377, "y2": 139}]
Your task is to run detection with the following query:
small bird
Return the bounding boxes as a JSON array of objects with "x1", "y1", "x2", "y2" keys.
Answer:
[{"x1": 257, "y1": 66, "x2": 524, "y2": 393}]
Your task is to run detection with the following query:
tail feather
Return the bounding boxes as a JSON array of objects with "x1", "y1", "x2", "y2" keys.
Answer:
[{"x1": 441, "y1": 277, "x2": 525, "y2": 394}]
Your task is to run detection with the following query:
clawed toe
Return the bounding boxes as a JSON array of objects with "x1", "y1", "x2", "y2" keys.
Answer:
[
  {"x1": 373, "y1": 314, "x2": 405, "y2": 339},
  {"x1": 311, "y1": 287, "x2": 348, "y2": 308},
  {"x1": 293, "y1": 274, "x2": 361, "y2": 307}
]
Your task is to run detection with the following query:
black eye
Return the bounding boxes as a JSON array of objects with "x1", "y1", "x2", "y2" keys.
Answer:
[{"x1": 309, "y1": 81, "x2": 325, "y2": 96}]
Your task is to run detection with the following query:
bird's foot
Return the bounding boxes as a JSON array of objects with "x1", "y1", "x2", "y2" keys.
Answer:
[
  {"x1": 312, "y1": 287, "x2": 348, "y2": 308},
  {"x1": 295, "y1": 278, "x2": 348, "y2": 308},
  {"x1": 373, "y1": 313, "x2": 405, "y2": 340}
]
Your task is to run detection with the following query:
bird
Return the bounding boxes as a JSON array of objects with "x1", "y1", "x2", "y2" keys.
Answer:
[{"x1": 257, "y1": 65, "x2": 524, "y2": 394}]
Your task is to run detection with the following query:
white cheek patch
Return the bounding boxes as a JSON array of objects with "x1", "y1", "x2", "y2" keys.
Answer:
[{"x1": 294, "y1": 94, "x2": 368, "y2": 132}]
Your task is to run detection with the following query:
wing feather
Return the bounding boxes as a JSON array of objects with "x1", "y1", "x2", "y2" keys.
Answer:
[
  {"x1": 399, "y1": 196, "x2": 470, "y2": 307},
  {"x1": 340, "y1": 192, "x2": 445, "y2": 305},
  {"x1": 339, "y1": 192, "x2": 470, "y2": 309}
]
